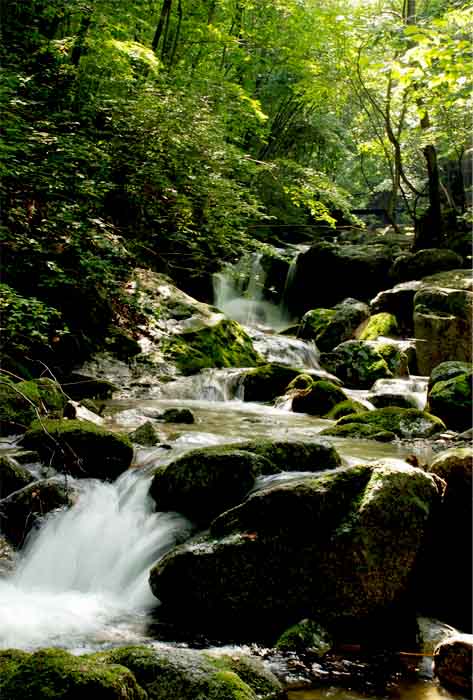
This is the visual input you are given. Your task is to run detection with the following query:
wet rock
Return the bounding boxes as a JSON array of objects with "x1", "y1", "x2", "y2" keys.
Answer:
[
  {"x1": 276, "y1": 619, "x2": 333, "y2": 657},
  {"x1": 61, "y1": 373, "x2": 118, "y2": 400},
  {"x1": 428, "y1": 360, "x2": 472, "y2": 391},
  {"x1": 0, "y1": 647, "x2": 146, "y2": 700},
  {"x1": 161, "y1": 408, "x2": 195, "y2": 424},
  {"x1": 368, "y1": 393, "x2": 419, "y2": 410},
  {"x1": 389, "y1": 248, "x2": 463, "y2": 284},
  {"x1": 150, "y1": 463, "x2": 441, "y2": 641},
  {"x1": 0, "y1": 535, "x2": 16, "y2": 576},
  {"x1": 236, "y1": 439, "x2": 342, "y2": 472},
  {"x1": 433, "y1": 634, "x2": 473, "y2": 693},
  {"x1": 324, "y1": 407, "x2": 445, "y2": 440},
  {"x1": 163, "y1": 318, "x2": 262, "y2": 375},
  {"x1": 129, "y1": 420, "x2": 161, "y2": 446},
  {"x1": 20, "y1": 419, "x2": 133, "y2": 480},
  {"x1": 299, "y1": 298, "x2": 370, "y2": 351},
  {"x1": 0, "y1": 456, "x2": 34, "y2": 499},
  {"x1": 323, "y1": 399, "x2": 368, "y2": 420},
  {"x1": 358, "y1": 313, "x2": 399, "y2": 341},
  {"x1": 423, "y1": 447, "x2": 473, "y2": 631},
  {"x1": 427, "y1": 368, "x2": 473, "y2": 432},
  {"x1": 413, "y1": 269, "x2": 472, "y2": 374},
  {"x1": 97, "y1": 644, "x2": 282, "y2": 700},
  {"x1": 320, "y1": 423, "x2": 396, "y2": 442},
  {"x1": 63, "y1": 400, "x2": 105, "y2": 426},
  {"x1": 241, "y1": 364, "x2": 305, "y2": 403},
  {"x1": 0, "y1": 477, "x2": 75, "y2": 547},
  {"x1": 149, "y1": 446, "x2": 269, "y2": 526},
  {"x1": 319, "y1": 340, "x2": 393, "y2": 389},
  {"x1": 291, "y1": 380, "x2": 348, "y2": 416},
  {"x1": 370, "y1": 280, "x2": 422, "y2": 334},
  {"x1": 0, "y1": 378, "x2": 68, "y2": 436},
  {"x1": 287, "y1": 241, "x2": 398, "y2": 315}
]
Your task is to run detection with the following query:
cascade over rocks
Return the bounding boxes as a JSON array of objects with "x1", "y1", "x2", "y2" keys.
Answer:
[
  {"x1": 413, "y1": 269, "x2": 473, "y2": 374},
  {"x1": 149, "y1": 462, "x2": 442, "y2": 641},
  {"x1": 0, "y1": 478, "x2": 76, "y2": 547}
]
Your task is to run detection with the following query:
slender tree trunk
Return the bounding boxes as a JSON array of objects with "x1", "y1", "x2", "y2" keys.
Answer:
[{"x1": 152, "y1": 0, "x2": 173, "y2": 53}]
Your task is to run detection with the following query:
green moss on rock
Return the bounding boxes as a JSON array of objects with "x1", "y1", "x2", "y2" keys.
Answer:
[
  {"x1": 291, "y1": 380, "x2": 348, "y2": 416},
  {"x1": 427, "y1": 370, "x2": 473, "y2": 432},
  {"x1": 276, "y1": 619, "x2": 332, "y2": 657},
  {"x1": 320, "y1": 423, "x2": 396, "y2": 442},
  {"x1": 21, "y1": 419, "x2": 133, "y2": 480},
  {"x1": 333, "y1": 407, "x2": 445, "y2": 439},
  {"x1": 164, "y1": 319, "x2": 262, "y2": 375},
  {"x1": 242, "y1": 364, "x2": 304, "y2": 403},
  {"x1": 323, "y1": 399, "x2": 372, "y2": 420},
  {"x1": 0, "y1": 456, "x2": 34, "y2": 499},
  {"x1": 0, "y1": 378, "x2": 68, "y2": 436},
  {"x1": 0, "y1": 648, "x2": 146, "y2": 700},
  {"x1": 236, "y1": 438, "x2": 342, "y2": 472},
  {"x1": 359, "y1": 312, "x2": 399, "y2": 341}
]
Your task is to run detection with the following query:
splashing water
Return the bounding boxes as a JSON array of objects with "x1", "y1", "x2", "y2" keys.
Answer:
[{"x1": 0, "y1": 471, "x2": 192, "y2": 650}]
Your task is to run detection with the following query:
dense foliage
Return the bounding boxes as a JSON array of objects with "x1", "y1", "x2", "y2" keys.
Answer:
[{"x1": 1, "y1": 0, "x2": 471, "y2": 374}]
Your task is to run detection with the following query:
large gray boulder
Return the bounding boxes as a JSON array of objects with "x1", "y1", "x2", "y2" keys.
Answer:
[
  {"x1": 287, "y1": 241, "x2": 399, "y2": 315},
  {"x1": 150, "y1": 463, "x2": 442, "y2": 641},
  {"x1": 413, "y1": 269, "x2": 472, "y2": 374}
]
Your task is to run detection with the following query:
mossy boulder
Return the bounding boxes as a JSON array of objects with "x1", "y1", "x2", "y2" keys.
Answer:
[
  {"x1": 389, "y1": 248, "x2": 464, "y2": 284},
  {"x1": 97, "y1": 644, "x2": 282, "y2": 700},
  {"x1": 164, "y1": 318, "x2": 262, "y2": 375},
  {"x1": 21, "y1": 419, "x2": 133, "y2": 480},
  {"x1": 368, "y1": 393, "x2": 419, "y2": 410},
  {"x1": 0, "y1": 648, "x2": 146, "y2": 700},
  {"x1": 299, "y1": 298, "x2": 370, "y2": 351},
  {"x1": 149, "y1": 446, "x2": 269, "y2": 526},
  {"x1": 129, "y1": 421, "x2": 161, "y2": 446},
  {"x1": 0, "y1": 378, "x2": 68, "y2": 436},
  {"x1": 276, "y1": 619, "x2": 332, "y2": 657},
  {"x1": 413, "y1": 269, "x2": 472, "y2": 374},
  {"x1": 423, "y1": 447, "x2": 473, "y2": 630},
  {"x1": 236, "y1": 438, "x2": 342, "y2": 473},
  {"x1": 0, "y1": 478, "x2": 75, "y2": 547},
  {"x1": 428, "y1": 360, "x2": 472, "y2": 391},
  {"x1": 286, "y1": 373, "x2": 315, "y2": 391},
  {"x1": 370, "y1": 280, "x2": 422, "y2": 334},
  {"x1": 320, "y1": 423, "x2": 396, "y2": 442},
  {"x1": 150, "y1": 463, "x2": 441, "y2": 641},
  {"x1": 241, "y1": 364, "x2": 304, "y2": 403},
  {"x1": 319, "y1": 340, "x2": 393, "y2": 389},
  {"x1": 0, "y1": 456, "x2": 34, "y2": 499},
  {"x1": 371, "y1": 342, "x2": 409, "y2": 377},
  {"x1": 291, "y1": 380, "x2": 348, "y2": 416},
  {"x1": 160, "y1": 408, "x2": 195, "y2": 424},
  {"x1": 298, "y1": 308, "x2": 335, "y2": 341},
  {"x1": 330, "y1": 407, "x2": 445, "y2": 439},
  {"x1": 323, "y1": 399, "x2": 368, "y2": 420},
  {"x1": 358, "y1": 313, "x2": 399, "y2": 341},
  {"x1": 427, "y1": 369, "x2": 473, "y2": 432}
]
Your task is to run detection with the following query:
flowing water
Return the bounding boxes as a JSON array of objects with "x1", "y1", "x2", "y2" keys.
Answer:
[{"x1": 0, "y1": 254, "x2": 463, "y2": 698}]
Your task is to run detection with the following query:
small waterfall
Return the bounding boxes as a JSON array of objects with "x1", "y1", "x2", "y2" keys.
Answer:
[
  {"x1": 0, "y1": 472, "x2": 191, "y2": 650},
  {"x1": 159, "y1": 368, "x2": 247, "y2": 401},
  {"x1": 213, "y1": 252, "x2": 292, "y2": 330}
]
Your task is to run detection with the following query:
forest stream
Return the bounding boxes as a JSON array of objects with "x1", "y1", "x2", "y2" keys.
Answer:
[{"x1": 0, "y1": 256, "x2": 467, "y2": 700}]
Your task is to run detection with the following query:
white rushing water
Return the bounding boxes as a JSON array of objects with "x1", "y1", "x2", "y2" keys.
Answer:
[{"x1": 0, "y1": 471, "x2": 191, "y2": 650}]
